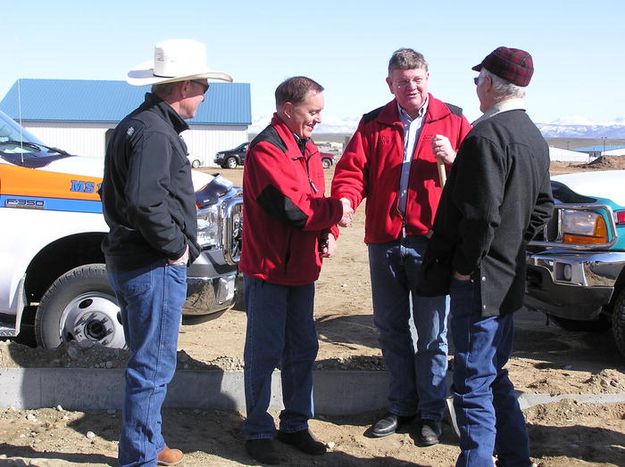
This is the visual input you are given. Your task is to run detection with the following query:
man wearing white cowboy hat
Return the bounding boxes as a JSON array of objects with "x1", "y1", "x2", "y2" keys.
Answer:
[{"x1": 100, "y1": 39, "x2": 232, "y2": 467}]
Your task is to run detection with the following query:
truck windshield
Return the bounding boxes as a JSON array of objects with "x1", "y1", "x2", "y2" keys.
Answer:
[{"x1": 0, "y1": 110, "x2": 72, "y2": 167}]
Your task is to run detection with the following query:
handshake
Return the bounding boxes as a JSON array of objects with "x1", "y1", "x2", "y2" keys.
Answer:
[{"x1": 339, "y1": 198, "x2": 354, "y2": 227}]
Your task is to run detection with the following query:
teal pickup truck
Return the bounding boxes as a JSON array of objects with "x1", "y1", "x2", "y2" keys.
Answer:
[{"x1": 525, "y1": 170, "x2": 625, "y2": 358}]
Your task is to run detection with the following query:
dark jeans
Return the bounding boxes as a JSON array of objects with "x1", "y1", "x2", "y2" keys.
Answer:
[
  {"x1": 108, "y1": 260, "x2": 187, "y2": 467},
  {"x1": 368, "y1": 236, "x2": 449, "y2": 421},
  {"x1": 450, "y1": 278, "x2": 532, "y2": 467},
  {"x1": 243, "y1": 276, "x2": 319, "y2": 439}
]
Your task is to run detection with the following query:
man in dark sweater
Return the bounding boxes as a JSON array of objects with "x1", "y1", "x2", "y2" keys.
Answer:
[
  {"x1": 424, "y1": 47, "x2": 553, "y2": 466},
  {"x1": 101, "y1": 39, "x2": 232, "y2": 467}
]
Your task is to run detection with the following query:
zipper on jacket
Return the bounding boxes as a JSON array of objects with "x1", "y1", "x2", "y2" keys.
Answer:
[{"x1": 303, "y1": 153, "x2": 319, "y2": 193}]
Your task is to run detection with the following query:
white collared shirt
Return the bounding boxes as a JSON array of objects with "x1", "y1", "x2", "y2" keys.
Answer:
[
  {"x1": 472, "y1": 98, "x2": 526, "y2": 126},
  {"x1": 397, "y1": 98, "x2": 428, "y2": 215}
]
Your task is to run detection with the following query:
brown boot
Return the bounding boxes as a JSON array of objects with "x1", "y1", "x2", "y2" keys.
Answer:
[{"x1": 157, "y1": 447, "x2": 184, "y2": 466}]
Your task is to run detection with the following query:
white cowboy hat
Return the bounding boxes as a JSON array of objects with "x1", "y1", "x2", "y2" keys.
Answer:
[{"x1": 126, "y1": 39, "x2": 233, "y2": 86}]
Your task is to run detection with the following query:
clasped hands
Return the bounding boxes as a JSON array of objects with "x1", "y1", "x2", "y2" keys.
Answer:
[{"x1": 339, "y1": 198, "x2": 354, "y2": 227}]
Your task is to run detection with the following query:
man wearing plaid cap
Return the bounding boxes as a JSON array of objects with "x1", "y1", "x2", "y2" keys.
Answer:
[{"x1": 423, "y1": 47, "x2": 554, "y2": 466}]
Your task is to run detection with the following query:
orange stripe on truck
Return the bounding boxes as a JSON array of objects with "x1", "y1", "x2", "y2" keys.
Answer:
[{"x1": 0, "y1": 164, "x2": 102, "y2": 201}]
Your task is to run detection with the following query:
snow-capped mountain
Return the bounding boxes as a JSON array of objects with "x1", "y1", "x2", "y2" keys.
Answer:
[
  {"x1": 250, "y1": 114, "x2": 625, "y2": 138},
  {"x1": 537, "y1": 122, "x2": 625, "y2": 138},
  {"x1": 533, "y1": 116, "x2": 625, "y2": 138}
]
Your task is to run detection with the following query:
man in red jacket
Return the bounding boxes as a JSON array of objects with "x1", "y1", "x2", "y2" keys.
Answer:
[
  {"x1": 240, "y1": 76, "x2": 352, "y2": 465},
  {"x1": 332, "y1": 48, "x2": 471, "y2": 445}
]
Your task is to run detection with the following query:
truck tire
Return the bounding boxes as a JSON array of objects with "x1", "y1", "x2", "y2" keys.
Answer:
[
  {"x1": 35, "y1": 264, "x2": 126, "y2": 349},
  {"x1": 611, "y1": 287, "x2": 625, "y2": 358},
  {"x1": 321, "y1": 158, "x2": 332, "y2": 169},
  {"x1": 225, "y1": 156, "x2": 238, "y2": 169}
]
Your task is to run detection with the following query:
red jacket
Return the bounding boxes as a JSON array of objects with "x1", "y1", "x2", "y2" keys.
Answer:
[
  {"x1": 240, "y1": 114, "x2": 342, "y2": 286},
  {"x1": 332, "y1": 96, "x2": 471, "y2": 244}
]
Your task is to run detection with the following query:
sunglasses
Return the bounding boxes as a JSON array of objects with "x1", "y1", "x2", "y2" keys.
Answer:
[{"x1": 191, "y1": 80, "x2": 210, "y2": 94}]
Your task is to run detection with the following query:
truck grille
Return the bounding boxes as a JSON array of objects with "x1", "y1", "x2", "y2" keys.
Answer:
[{"x1": 223, "y1": 198, "x2": 243, "y2": 265}]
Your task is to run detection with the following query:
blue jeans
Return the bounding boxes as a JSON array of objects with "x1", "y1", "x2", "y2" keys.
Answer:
[
  {"x1": 107, "y1": 260, "x2": 187, "y2": 467},
  {"x1": 243, "y1": 276, "x2": 319, "y2": 440},
  {"x1": 449, "y1": 278, "x2": 531, "y2": 467},
  {"x1": 368, "y1": 236, "x2": 449, "y2": 421}
]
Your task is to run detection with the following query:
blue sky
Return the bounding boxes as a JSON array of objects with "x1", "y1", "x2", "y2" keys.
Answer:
[{"x1": 3, "y1": 1, "x2": 624, "y2": 128}]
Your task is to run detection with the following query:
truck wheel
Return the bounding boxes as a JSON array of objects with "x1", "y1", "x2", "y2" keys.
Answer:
[
  {"x1": 611, "y1": 287, "x2": 625, "y2": 358},
  {"x1": 322, "y1": 158, "x2": 332, "y2": 169},
  {"x1": 191, "y1": 158, "x2": 201, "y2": 168},
  {"x1": 35, "y1": 264, "x2": 126, "y2": 349},
  {"x1": 225, "y1": 156, "x2": 238, "y2": 169}
]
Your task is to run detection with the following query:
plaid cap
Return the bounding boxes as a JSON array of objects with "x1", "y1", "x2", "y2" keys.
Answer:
[{"x1": 472, "y1": 46, "x2": 534, "y2": 87}]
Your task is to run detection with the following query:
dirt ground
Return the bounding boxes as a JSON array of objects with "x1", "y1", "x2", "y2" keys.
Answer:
[{"x1": 1, "y1": 158, "x2": 625, "y2": 466}]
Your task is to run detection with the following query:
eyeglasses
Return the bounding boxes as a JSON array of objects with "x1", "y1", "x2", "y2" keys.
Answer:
[
  {"x1": 395, "y1": 77, "x2": 425, "y2": 88},
  {"x1": 191, "y1": 80, "x2": 210, "y2": 94},
  {"x1": 473, "y1": 77, "x2": 480, "y2": 85}
]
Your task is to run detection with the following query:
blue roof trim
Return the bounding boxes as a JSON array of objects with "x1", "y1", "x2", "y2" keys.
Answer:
[{"x1": 0, "y1": 79, "x2": 251, "y2": 126}]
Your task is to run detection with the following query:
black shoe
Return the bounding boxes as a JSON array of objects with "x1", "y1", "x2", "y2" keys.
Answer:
[
  {"x1": 245, "y1": 439, "x2": 280, "y2": 465},
  {"x1": 370, "y1": 413, "x2": 416, "y2": 438},
  {"x1": 418, "y1": 419, "x2": 442, "y2": 446},
  {"x1": 276, "y1": 429, "x2": 326, "y2": 455}
]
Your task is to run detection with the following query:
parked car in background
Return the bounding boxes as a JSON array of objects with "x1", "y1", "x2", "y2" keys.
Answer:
[
  {"x1": 0, "y1": 110, "x2": 243, "y2": 349},
  {"x1": 214, "y1": 142, "x2": 249, "y2": 169},
  {"x1": 320, "y1": 152, "x2": 338, "y2": 169},
  {"x1": 188, "y1": 155, "x2": 202, "y2": 168},
  {"x1": 215, "y1": 141, "x2": 337, "y2": 170},
  {"x1": 525, "y1": 170, "x2": 625, "y2": 358}
]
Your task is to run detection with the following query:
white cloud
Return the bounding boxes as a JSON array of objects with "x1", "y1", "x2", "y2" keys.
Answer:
[{"x1": 549, "y1": 115, "x2": 597, "y2": 126}]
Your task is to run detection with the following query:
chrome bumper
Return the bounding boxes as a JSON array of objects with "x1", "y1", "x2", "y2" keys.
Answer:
[
  {"x1": 527, "y1": 251, "x2": 625, "y2": 288},
  {"x1": 183, "y1": 272, "x2": 237, "y2": 316},
  {"x1": 183, "y1": 249, "x2": 238, "y2": 316},
  {"x1": 525, "y1": 250, "x2": 625, "y2": 320}
]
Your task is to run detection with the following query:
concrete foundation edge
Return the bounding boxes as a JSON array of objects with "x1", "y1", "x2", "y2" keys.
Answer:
[{"x1": 1, "y1": 368, "x2": 624, "y2": 415}]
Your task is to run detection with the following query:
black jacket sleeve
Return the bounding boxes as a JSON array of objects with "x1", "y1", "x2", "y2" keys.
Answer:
[
  {"x1": 450, "y1": 136, "x2": 504, "y2": 275},
  {"x1": 525, "y1": 173, "x2": 554, "y2": 242},
  {"x1": 125, "y1": 129, "x2": 187, "y2": 260}
]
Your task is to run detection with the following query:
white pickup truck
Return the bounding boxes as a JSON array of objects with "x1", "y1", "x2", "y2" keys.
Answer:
[
  {"x1": 525, "y1": 169, "x2": 625, "y2": 358},
  {"x1": 0, "y1": 110, "x2": 243, "y2": 349}
]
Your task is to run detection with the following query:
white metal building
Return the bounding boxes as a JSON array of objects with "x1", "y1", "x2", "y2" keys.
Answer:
[{"x1": 0, "y1": 79, "x2": 252, "y2": 167}]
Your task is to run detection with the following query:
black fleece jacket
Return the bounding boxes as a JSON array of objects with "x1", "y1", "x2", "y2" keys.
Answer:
[
  {"x1": 427, "y1": 109, "x2": 553, "y2": 315},
  {"x1": 101, "y1": 93, "x2": 200, "y2": 270}
]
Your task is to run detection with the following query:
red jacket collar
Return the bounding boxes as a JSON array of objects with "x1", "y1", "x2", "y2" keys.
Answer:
[{"x1": 270, "y1": 113, "x2": 317, "y2": 158}]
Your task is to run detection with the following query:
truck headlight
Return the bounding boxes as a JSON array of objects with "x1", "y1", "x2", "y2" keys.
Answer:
[
  {"x1": 561, "y1": 209, "x2": 608, "y2": 244},
  {"x1": 196, "y1": 204, "x2": 222, "y2": 249}
]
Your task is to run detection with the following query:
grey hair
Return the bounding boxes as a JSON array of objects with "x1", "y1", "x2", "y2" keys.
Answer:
[
  {"x1": 151, "y1": 81, "x2": 182, "y2": 98},
  {"x1": 480, "y1": 69, "x2": 525, "y2": 100},
  {"x1": 387, "y1": 48, "x2": 428, "y2": 76}
]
